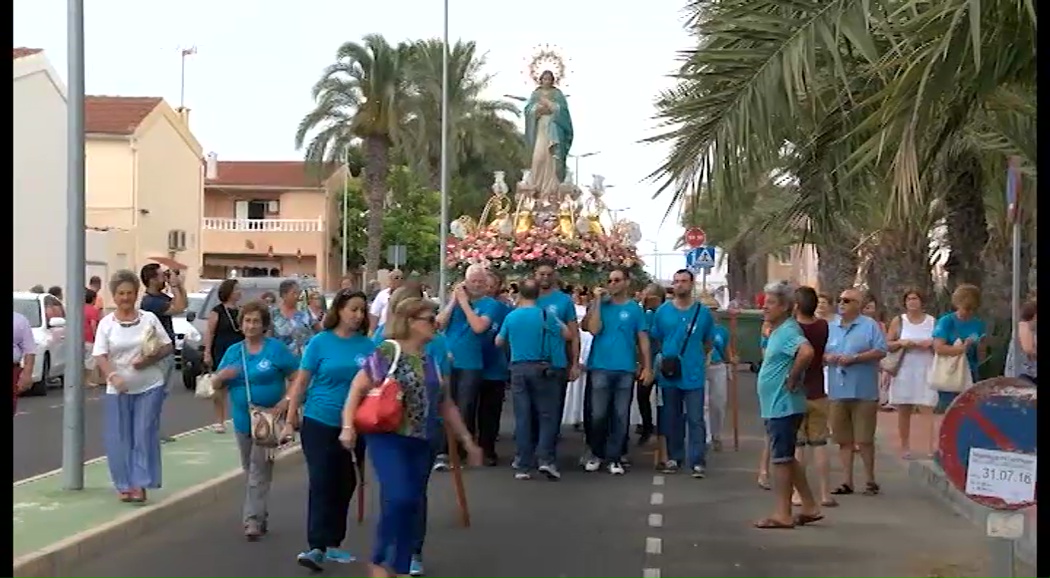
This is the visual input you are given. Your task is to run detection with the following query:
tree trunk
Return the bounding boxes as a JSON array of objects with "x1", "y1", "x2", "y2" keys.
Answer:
[
  {"x1": 942, "y1": 149, "x2": 989, "y2": 292},
  {"x1": 363, "y1": 135, "x2": 391, "y2": 283},
  {"x1": 727, "y1": 244, "x2": 750, "y2": 301},
  {"x1": 870, "y1": 229, "x2": 934, "y2": 316},
  {"x1": 817, "y1": 242, "x2": 858, "y2": 298}
]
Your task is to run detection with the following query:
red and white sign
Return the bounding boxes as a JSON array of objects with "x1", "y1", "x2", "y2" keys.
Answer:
[{"x1": 684, "y1": 227, "x2": 706, "y2": 248}]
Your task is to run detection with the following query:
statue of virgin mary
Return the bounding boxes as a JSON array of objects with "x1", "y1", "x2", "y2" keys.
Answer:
[{"x1": 524, "y1": 69, "x2": 574, "y2": 202}]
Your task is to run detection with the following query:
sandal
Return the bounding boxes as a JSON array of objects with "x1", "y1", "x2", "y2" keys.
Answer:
[
  {"x1": 831, "y1": 484, "x2": 854, "y2": 495},
  {"x1": 793, "y1": 513, "x2": 824, "y2": 526},
  {"x1": 118, "y1": 491, "x2": 134, "y2": 503},
  {"x1": 757, "y1": 474, "x2": 771, "y2": 490},
  {"x1": 754, "y1": 518, "x2": 795, "y2": 529},
  {"x1": 820, "y1": 498, "x2": 839, "y2": 508},
  {"x1": 863, "y1": 481, "x2": 881, "y2": 496}
]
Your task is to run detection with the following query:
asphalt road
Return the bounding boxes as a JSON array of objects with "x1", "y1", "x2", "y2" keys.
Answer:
[
  {"x1": 66, "y1": 374, "x2": 993, "y2": 578},
  {"x1": 12, "y1": 376, "x2": 218, "y2": 482}
]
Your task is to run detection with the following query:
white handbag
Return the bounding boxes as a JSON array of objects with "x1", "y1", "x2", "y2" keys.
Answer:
[
  {"x1": 195, "y1": 372, "x2": 217, "y2": 399},
  {"x1": 927, "y1": 339, "x2": 974, "y2": 393}
]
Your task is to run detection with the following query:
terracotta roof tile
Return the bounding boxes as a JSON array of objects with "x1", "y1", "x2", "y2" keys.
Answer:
[
  {"x1": 85, "y1": 96, "x2": 163, "y2": 135},
  {"x1": 207, "y1": 161, "x2": 337, "y2": 189},
  {"x1": 13, "y1": 47, "x2": 42, "y2": 59}
]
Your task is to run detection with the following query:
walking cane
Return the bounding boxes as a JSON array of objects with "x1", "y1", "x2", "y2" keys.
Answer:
[
  {"x1": 355, "y1": 448, "x2": 366, "y2": 525},
  {"x1": 729, "y1": 309, "x2": 740, "y2": 452},
  {"x1": 444, "y1": 422, "x2": 472, "y2": 528}
]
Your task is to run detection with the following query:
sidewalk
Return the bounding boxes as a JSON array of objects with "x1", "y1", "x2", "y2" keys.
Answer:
[{"x1": 13, "y1": 424, "x2": 286, "y2": 576}]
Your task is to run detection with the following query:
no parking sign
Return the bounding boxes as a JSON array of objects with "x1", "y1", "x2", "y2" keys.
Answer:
[{"x1": 938, "y1": 377, "x2": 1037, "y2": 511}]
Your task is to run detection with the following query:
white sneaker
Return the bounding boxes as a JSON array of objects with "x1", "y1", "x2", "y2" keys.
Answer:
[
  {"x1": 691, "y1": 465, "x2": 707, "y2": 479},
  {"x1": 538, "y1": 463, "x2": 561, "y2": 481},
  {"x1": 514, "y1": 471, "x2": 532, "y2": 480},
  {"x1": 607, "y1": 462, "x2": 626, "y2": 475},
  {"x1": 584, "y1": 458, "x2": 602, "y2": 472}
]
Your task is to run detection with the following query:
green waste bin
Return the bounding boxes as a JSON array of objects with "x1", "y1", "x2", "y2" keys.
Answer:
[{"x1": 714, "y1": 309, "x2": 765, "y2": 371}]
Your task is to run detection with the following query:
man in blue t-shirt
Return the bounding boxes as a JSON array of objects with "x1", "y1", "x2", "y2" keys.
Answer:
[
  {"x1": 478, "y1": 270, "x2": 512, "y2": 466},
  {"x1": 582, "y1": 267, "x2": 652, "y2": 475},
  {"x1": 434, "y1": 264, "x2": 500, "y2": 471},
  {"x1": 496, "y1": 279, "x2": 572, "y2": 480},
  {"x1": 529, "y1": 263, "x2": 579, "y2": 457},
  {"x1": 649, "y1": 269, "x2": 714, "y2": 478},
  {"x1": 754, "y1": 281, "x2": 821, "y2": 530}
]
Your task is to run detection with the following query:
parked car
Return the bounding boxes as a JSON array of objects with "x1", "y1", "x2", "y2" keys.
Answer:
[
  {"x1": 13, "y1": 292, "x2": 68, "y2": 396},
  {"x1": 172, "y1": 292, "x2": 206, "y2": 369},
  {"x1": 181, "y1": 277, "x2": 327, "y2": 391}
]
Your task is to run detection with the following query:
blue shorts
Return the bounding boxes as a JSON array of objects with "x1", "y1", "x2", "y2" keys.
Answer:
[{"x1": 765, "y1": 413, "x2": 804, "y2": 464}]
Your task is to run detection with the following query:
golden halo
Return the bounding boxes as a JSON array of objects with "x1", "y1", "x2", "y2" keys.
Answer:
[{"x1": 526, "y1": 45, "x2": 568, "y2": 86}]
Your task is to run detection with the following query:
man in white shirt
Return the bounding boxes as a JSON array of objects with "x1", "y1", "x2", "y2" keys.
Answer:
[{"x1": 368, "y1": 269, "x2": 404, "y2": 328}]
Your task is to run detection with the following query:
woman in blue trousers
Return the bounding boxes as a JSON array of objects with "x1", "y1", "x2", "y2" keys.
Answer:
[{"x1": 343, "y1": 297, "x2": 480, "y2": 578}]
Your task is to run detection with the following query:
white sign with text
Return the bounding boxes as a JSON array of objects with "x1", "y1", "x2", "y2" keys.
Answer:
[{"x1": 965, "y1": 448, "x2": 1037, "y2": 505}]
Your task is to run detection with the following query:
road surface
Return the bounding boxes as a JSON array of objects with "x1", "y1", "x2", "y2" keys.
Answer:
[
  {"x1": 66, "y1": 374, "x2": 993, "y2": 577},
  {"x1": 13, "y1": 378, "x2": 217, "y2": 481}
]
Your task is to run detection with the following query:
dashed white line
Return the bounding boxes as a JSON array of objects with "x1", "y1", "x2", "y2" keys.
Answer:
[
  {"x1": 643, "y1": 568, "x2": 661, "y2": 578},
  {"x1": 645, "y1": 537, "x2": 663, "y2": 555},
  {"x1": 648, "y1": 513, "x2": 663, "y2": 527},
  {"x1": 652, "y1": 474, "x2": 665, "y2": 486},
  {"x1": 650, "y1": 492, "x2": 664, "y2": 505}
]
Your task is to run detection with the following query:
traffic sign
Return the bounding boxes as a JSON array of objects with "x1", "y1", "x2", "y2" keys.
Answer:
[
  {"x1": 684, "y1": 227, "x2": 706, "y2": 248},
  {"x1": 685, "y1": 246, "x2": 716, "y2": 271},
  {"x1": 939, "y1": 377, "x2": 1037, "y2": 511},
  {"x1": 386, "y1": 244, "x2": 407, "y2": 268}
]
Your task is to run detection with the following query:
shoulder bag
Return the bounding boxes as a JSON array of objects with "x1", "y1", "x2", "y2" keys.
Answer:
[
  {"x1": 660, "y1": 303, "x2": 703, "y2": 380},
  {"x1": 880, "y1": 315, "x2": 906, "y2": 376},
  {"x1": 354, "y1": 340, "x2": 406, "y2": 434},
  {"x1": 928, "y1": 339, "x2": 974, "y2": 393},
  {"x1": 243, "y1": 345, "x2": 282, "y2": 448}
]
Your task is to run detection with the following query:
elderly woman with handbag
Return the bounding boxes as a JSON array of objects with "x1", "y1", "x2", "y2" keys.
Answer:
[
  {"x1": 214, "y1": 300, "x2": 298, "y2": 540},
  {"x1": 342, "y1": 297, "x2": 482, "y2": 578},
  {"x1": 92, "y1": 269, "x2": 173, "y2": 503}
]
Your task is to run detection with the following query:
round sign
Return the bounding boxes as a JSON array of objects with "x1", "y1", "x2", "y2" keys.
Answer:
[
  {"x1": 938, "y1": 377, "x2": 1037, "y2": 511},
  {"x1": 685, "y1": 227, "x2": 706, "y2": 248}
]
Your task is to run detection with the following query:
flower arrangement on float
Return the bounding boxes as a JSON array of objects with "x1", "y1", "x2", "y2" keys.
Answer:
[{"x1": 445, "y1": 172, "x2": 648, "y2": 288}]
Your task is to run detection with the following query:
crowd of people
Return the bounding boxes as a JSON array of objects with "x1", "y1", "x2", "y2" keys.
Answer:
[{"x1": 10, "y1": 261, "x2": 1038, "y2": 577}]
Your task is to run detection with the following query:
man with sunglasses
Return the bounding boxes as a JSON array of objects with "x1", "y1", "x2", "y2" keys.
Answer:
[
  {"x1": 825, "y1": 287, "x2": 887, "y2": 497},
  {"x1": 582, "y1": 268, "x2": 652, "y2": 475}
]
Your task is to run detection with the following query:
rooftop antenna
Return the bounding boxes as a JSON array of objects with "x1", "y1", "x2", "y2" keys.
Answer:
[{"x1": 178, "y1": 46, "x2": 197, "y2": 109}]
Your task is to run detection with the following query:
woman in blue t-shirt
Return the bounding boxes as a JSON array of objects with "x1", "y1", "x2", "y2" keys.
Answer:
[
  {"x1": 932, "y1": 284, "x2": 987, "y2": 412},
  {"x1": 284, "y1": 290, "x2": 376, "y2": 571},
  {"x1": 214, "y1": 300, "x2": 299, "y2": 540},
  {"x1": 343, "y1": 297, "x2": 481, "y2": 578}
]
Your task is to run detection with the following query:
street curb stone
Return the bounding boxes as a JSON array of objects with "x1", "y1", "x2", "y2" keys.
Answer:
[
  {"x1": 12, "y1": 445, "x2": 304, "y2": 577},
  {"x1": 907, "y1": 458, "x2": 1037, "y2": 568}
]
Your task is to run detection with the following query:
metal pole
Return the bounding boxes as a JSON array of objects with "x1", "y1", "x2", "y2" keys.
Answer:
[
  {"x1": 62, "y1": 0, "x2": 87, "y2": 491},
  {"x1": 1006, "y1": 157, "x2": 1021, "y2": 380},
  {"x1": 574, "y1": 156, "x2": 580, "y2": 186},
  {"x1": 341, "y1": 150, "x2": 349, "y2": 277},
  {"x1": 702, "y1": 268, "x2": 708, "y2": 293},
  {"x1": 179, "y1": 53, "x2": 186, "y2": 109},
  {"x1": 437, "y1": 0, "x2": 450, "y2": 305}
]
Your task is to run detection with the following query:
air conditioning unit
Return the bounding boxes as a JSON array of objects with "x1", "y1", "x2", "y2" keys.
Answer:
[
  {"x1": 167, "y1": 229, "x2": 187, "y2": 252},
  {"x1": 268, "y1": 200, "x2": 280, "y2": 213}
]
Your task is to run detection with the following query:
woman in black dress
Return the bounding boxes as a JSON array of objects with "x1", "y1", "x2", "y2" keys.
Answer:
[{"x1": 203, "y1": 279, "x2": 244, "y2": 433}]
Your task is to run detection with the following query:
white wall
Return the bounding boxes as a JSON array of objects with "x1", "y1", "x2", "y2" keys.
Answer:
[{"x1": 13, "y1": 52, "x2": 68, "y2": 291}]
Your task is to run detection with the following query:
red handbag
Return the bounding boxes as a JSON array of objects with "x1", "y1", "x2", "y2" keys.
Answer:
[{"x1": 354, "y1": 340, "x2": 405, "y2": 433}]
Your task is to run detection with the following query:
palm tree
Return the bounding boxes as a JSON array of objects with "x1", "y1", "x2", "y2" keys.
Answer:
[
  {"x1": 650, "y1": 0, "x2": 1036, "y2": 304},
  {"x1": 296, "y1": 34, "x2": 411, "y2": 281}
]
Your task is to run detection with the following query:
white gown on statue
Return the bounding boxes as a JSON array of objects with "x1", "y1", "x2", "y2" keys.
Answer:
[{"x1": 563, "y1": 329, "x2": 591, "y2": 425}]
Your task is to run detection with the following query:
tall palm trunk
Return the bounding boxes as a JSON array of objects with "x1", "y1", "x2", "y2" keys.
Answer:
[
  {"x1": 363, "y1": 135, "x2": 391, "y2": 282},
  {"x1": 870, "y1": 228, "x2": 934, "y2": 314},
  {"x1": 817, "y1": 242, "x2": 859, "y2": 298},
  {"x1": 942, "y1": 150, "x2": 989, "y2": 292}
]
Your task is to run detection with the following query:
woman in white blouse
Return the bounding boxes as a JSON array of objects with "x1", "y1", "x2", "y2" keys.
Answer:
[{"x1": 93, "y1": 269, "x2": 174, "y2": 503}]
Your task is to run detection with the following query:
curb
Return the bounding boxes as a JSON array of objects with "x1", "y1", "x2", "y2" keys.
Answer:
[
  {"x1": 13, "y1": 444, "x2": 304, "y2": 577},
  {"x1": 907, "y1": 459, "x2": 1037, "y2": 568}
]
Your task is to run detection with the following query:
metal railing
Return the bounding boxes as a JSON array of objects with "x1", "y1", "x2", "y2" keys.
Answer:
[{"x1": 202, "y1": 218, "x2": 324, "y2": 232}]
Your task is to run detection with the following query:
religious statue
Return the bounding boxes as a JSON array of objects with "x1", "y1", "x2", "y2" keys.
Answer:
[
  {"x1": 557, "y1": 195, "x2": 577, "y2": 239},
  {"x1": 577, "y1": 174, "x2": 608, "y2": 236},
  {"x1": 522, "y1": 69, "x2": 573, "y2": 203},
  {"x1": 450, "y1": 215, "x2": 478, "y2": 239}
]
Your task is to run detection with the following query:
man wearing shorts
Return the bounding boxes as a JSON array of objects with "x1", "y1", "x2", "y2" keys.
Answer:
[
  {"x1": 754, "y1": 281, "x2": 821, "y2": 529},
  {"x1": 793, "y1": 287, "x2": 835, "y2": 507},
  {"x1": 825, "y1": 287, "x2": 888, "y2": 496}
]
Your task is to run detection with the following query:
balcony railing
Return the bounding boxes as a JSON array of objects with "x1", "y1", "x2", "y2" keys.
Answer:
[{"x1": 203, "y1": 218, "x2": 324, "y2": 233}]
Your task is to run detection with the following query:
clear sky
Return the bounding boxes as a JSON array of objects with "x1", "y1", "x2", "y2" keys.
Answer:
[{"x1": 15, "y1": 0, "x2": 723, "y2": 283}]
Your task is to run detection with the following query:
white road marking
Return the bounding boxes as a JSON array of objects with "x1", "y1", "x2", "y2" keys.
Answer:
[
  {"x1": 650, "y1": 492, "x2": 664, "y2": 505},
  {"x1": 652, "y1": 475, "x2": 665, "y2": 486},
  {"x1": 645, "y1": 537, "x2": 662, "y2": 555},
  {"x1": 648, "y1": 513, "x2": 663, "y2": 528},
  {"x1": 643, "y1": 568, "x2": 661, "y2": 578}
]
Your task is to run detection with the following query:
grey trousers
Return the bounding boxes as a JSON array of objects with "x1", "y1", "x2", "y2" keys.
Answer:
[{"x1": 236, "y1": 431, "x2": 275, "y2": 525}]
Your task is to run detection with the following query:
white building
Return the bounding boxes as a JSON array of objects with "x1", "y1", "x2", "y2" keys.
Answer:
[{"x1": 14, "y1": 47, "x2": 68, "y2": 291}]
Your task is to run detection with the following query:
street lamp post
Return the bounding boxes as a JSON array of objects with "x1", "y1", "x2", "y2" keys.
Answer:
[
  {"x1": 437, "y1": 0, "x2": 450, "y2": 305},
  {"x1": 608, "y1": 205, "x2": 630, "y2": 222},
  {"x1": 62, "y1": 0, "x2": 87, "y2": 490},
  {"x1": 569, "y1": 151, "x2": 600, "y2": 185}
]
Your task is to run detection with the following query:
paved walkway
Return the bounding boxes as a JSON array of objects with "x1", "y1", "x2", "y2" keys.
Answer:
[
  {"x1": 50, "y1": 373, "x2": 1002, "y2": 577},
  {"x1": 14, "y1": 425, "x2": 241, "y2": 560}
]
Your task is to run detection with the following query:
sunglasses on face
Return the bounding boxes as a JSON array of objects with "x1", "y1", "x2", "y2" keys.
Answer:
[
  {"x1": 838, "y1": 297, "x2": 855, "y2": 304},
  {"x1": 414, "y1": 315, "x2": 436, "y2": 325},
  {"x1": 607, "y1": 278, "x2": 625, "y2": 284}
]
